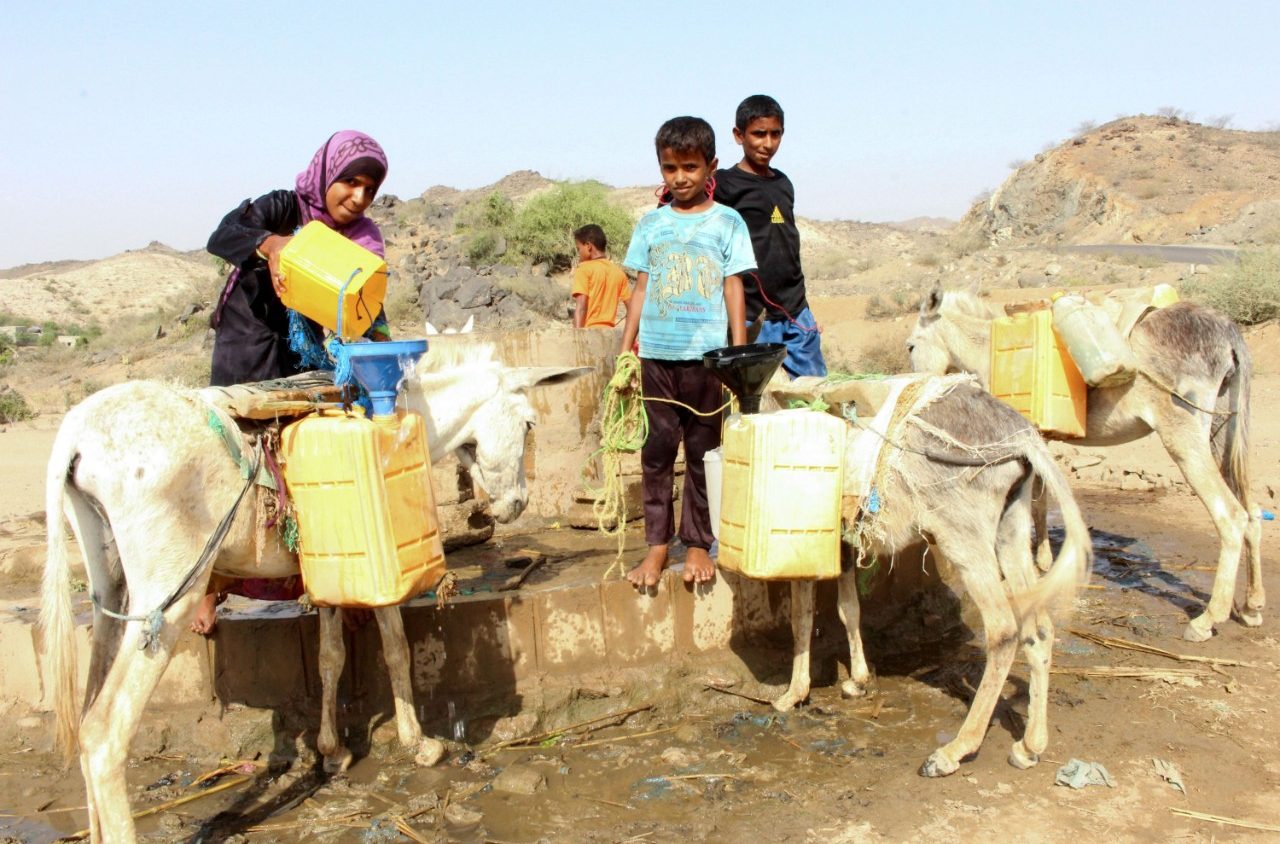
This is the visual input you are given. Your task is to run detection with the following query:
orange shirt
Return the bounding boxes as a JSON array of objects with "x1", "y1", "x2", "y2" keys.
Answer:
[{"x1": 571, "y1": 258, "x2": 632, "y2": 328}]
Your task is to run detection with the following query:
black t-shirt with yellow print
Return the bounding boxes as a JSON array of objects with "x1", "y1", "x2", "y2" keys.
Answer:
[{"x1": 714, "y1": 165, "x2": 809, "y2": 320}]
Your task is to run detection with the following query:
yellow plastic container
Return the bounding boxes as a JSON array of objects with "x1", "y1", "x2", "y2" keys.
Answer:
[
  {"x1": 280, "y1": 409, "x2": 445, "y2": 607},
  {"x1": 717, "y1": 409, "x2": 846, "y2": 580},
  {"x1": 1151, "y1": 283, "x2": 1180, "y2": 308},
  {"x1": 279, "y1": 221, "x2": 388, "y2": 339},
  {"x1": 990, "y1": 310, "x2": 1087, "y2": 438}
]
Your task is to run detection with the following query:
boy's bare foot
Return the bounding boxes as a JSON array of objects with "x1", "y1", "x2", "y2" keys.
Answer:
[
  {"x1": 683, "y1": 547, "x2": 716, "y2": 584},
  {"x1": 626, "y1": 545, "x2": 669, "y2": 589},
  {"x1": 190, "y1": 592, "x2": 219, "y2": 636}
]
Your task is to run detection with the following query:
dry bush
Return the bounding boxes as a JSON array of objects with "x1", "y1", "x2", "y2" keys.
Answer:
[
  {"x1": 864, "y1": 294, "x2": 894, "y2": 320},
  {"x1": 948, "y1": 228, "x2": 988, "y2": 259},
  {"x1": 807, "y1": 249, "x2": 859, "y2": 280},
  {"x1": 0, "y1": 385, "x2": 35, "y2": 422},
  {"x1": 855, "y1": 340, "x2": 910, "y2": 375},
  {"x1": 1181, "y1": 249, "x2": 1280, "y2": 325},
  {"x1": 864, "y1": 290, "x2": 919, "y2": 321},
  {"x1": 383, "y1": 274, "x2": 424, "y2": 332}
]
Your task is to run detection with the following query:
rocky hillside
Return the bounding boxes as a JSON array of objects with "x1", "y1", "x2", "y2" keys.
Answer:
[
  {"x1": 0, "y1": 243, "x2": 219, "y2": 326},
  {"x1": 960, "y1": 115, "x2": 1280, "y2": 248}
]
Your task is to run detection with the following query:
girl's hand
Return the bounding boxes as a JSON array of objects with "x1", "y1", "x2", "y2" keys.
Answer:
[{"x1": 258, "y1": 234, "x2": 292, "y2": 298}]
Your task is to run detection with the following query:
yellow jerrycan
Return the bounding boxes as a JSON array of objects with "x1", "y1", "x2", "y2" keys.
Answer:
[
  {"x1": 717, "y1": 409, "x2": 846, "y2": 580},
  {"x1": 990, "y1": 309, "x2": 1087, "y2": 439},
  {"x1": 278, "y1": 221, "x2": 388, "y2": 339},
  {"x1": 280, "y1": 408, "x2": 445, "y2": 607}
]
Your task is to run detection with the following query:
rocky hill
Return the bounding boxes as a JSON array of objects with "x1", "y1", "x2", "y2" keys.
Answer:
[{"x1": 959, "y1": 115, "x2": 1280, "y2": 248}]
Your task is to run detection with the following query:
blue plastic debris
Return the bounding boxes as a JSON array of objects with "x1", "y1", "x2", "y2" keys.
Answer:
[
  {"x1": 1055, "y1": 758, "x2": 1116, "y2": 789},
  {"x1": 867, "y1": 487, "x2": 881, "y2": 514},
  {"x1": 1261, "y1": 509, "x2": 1275, "y2": 521},
  {"x1": 633, "y1": 776, "x2": 674, "y2": 800}
]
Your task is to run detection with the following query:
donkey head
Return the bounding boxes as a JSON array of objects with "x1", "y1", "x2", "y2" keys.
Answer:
[
  {"x1": 906, "y1": 285, "x2": 951, "y2": 375},
  {"x1": 459, "y1": 365, "x2": 590, "y2": 523}
]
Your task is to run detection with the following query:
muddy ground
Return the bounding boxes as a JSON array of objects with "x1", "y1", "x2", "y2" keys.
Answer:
[{"x1": 0, "y1": 483, "x2": 1277, "y2": 843}]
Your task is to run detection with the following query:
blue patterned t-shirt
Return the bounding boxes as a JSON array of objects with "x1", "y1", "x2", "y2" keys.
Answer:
[{"x1": 622, "y1": 203, "x2": 757, "y2": 360}]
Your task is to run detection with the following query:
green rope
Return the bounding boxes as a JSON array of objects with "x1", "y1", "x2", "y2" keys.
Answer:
[
  {"x1": 282, "y1": 514, "x2": 300, "y2": 552},
  {"x1": 585, "y1": 352, "x2": 648, "y2": 578}
]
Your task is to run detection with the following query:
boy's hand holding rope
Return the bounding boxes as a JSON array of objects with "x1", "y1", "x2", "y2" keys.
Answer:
[{"x1": 587, "y1": 352, "x2": 733, "y2": 580}]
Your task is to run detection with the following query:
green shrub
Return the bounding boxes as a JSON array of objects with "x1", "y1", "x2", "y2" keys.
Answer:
[
  {"x1": 505, "y1": 181, "x2": 634, "y2": 271},
  {"x1": 466, "y1": 230, "x2": 503, "y2": 265},
  {"x1": 1181, "y1": 249, "x2": 1280, "y2": 325},
  {"x1": 0, "y1": 387, "x2": 34, "y2": 423}
]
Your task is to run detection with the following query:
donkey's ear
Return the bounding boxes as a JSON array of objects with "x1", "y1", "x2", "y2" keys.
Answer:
[
  {"x1": 425, "y1": 321, "x2": 440, "y2": 336},
  {"x1": 504, "y1": 366, "x2": 593, "y2": 391},
  {"x1": 460, "y1": 314, "x2": 475, "y2": 334},
  {"x1": 922, "y1": 284, "x2": 944, "y2": 316}
]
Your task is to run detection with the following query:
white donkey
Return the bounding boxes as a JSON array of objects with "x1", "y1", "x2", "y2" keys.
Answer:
[
  {"x1": 772, "y1": 379, "x2": 1092, "y2": 777},
  {"x1": 41, "y1": 343, "x2": 586, "y2": 844},
  {"x1": 906, "y1": 288, "x2": 1261, "y2": 642}
]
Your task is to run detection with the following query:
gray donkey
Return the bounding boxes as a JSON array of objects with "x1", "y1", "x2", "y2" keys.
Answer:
[
  {"x1": 773, "y1": 378, "x2": 1092, "y2": 778},
  {"x1": 905, "y1": 289, "x2": 1261, "y2": 642}
]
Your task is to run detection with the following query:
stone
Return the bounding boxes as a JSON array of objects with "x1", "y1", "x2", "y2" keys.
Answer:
[
  {"x1": 492, "y1": 764, "x2": 547, "y2": 795},
  {"x1": 1121, "y1": 473, "x2": 1154, "y2": 492},
  {"x1": 456, "y1": 276, "x2": 495, "y2": 309},
  {"x1": 489, "y1": 712, "x2": 538, "y2": 744},
  {"x1": 1044, "y1": 262, "x2": 1062, "y2": 276},
  {"x1": 661, "y1": 746, "x2": 698, "y2": 768},
  {"x1": 438, "y1": 499, "x2": 495, "y2": 550},
  {"x1": 177, "y1": 302, "x2": 204, "y2": 325},
  {"x1": 444, "y1": 802, "x2": 483, "y2": 828}
]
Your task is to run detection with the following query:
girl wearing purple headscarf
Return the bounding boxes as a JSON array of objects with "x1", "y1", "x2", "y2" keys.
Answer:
[{"x1": 207, "y1": 131, "x2": 392, "y2": 386}]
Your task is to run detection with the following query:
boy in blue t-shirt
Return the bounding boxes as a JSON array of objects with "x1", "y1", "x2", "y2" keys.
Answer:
[{"x1": 619, "y1": 116, "x2": 754, "y2": 589}]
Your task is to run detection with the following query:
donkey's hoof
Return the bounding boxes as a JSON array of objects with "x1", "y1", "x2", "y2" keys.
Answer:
[
  {"x1": 840, "y1": 679, "x2": 868, "y2": 699},
  {"x1": 772, "y1": 689, "x2": 808, "y2": 712},
  {"x1": 1236, "y1": 607, "x2": 1264, "y2": 628},
  {"x1": 920, "y1": 750, "x2": 959, "y2": 778},
  {"x1": 1183, "y1": 618, "x2": 1214, "y2": 642},
  {"x1": 1008, "y1": 741, "x2": 1040, "y2": 770},
  {"x1": 414, "y1": 737, "x2": 446, "y2": 767},
  {"x1": 323, "y1": 747, "x2": 353, "y2": 774}
]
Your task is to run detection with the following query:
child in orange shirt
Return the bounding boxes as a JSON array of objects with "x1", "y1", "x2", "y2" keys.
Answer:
[{"x1": 571, "y1": 224, "x2": 631, "y2": 328}]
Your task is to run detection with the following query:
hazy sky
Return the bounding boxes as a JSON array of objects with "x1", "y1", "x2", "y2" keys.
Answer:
[{"x1": 4, "y1": 0, "x2": 1278, "y2": 269}]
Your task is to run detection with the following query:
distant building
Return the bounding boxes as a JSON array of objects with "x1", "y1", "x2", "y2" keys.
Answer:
[
  {"x1": 56, "y1": 335, "x2": 86, "y2": 349},
  {"x1": 0, "y1": 326, "x2": 21, "y2": 342}
]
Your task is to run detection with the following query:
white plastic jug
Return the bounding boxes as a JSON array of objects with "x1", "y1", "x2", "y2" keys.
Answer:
[
  {"x1": 1051, "y1": 294, "x2": 1138, "y2": 388},
  {"x1": 704, "y1": 447, "x2": 723, "y2": 541}
]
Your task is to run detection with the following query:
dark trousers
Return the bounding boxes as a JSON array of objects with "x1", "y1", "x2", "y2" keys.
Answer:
[{"x1": 640, "y1": 358, "x2": 723, "y2": 549}]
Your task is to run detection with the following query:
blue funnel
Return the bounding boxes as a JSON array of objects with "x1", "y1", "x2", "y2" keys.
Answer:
[{"x1": 344, "y1": 339, "x2": 429, "y2": 416}]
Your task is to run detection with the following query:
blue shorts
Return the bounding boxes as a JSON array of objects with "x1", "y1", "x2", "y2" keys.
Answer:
[{"x1": 756, "y1": 307, "x2": 827, "y2": 378}]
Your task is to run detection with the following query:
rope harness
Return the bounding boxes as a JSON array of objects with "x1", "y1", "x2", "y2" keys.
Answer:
[{"x1": 92, "y1": 442, "x2": 262, "y2": 653}]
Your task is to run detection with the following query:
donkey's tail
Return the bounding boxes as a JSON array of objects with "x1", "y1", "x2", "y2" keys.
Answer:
[
  {"x1": 40, "y1": 413, "x2": 83, "y2": 761},
  {"x1": 1012, "y1": 433, "x2": 1093, "y2": 619},
  {"x1": 1215, "y1": 325, "x2": 1253, "y2": 508}
]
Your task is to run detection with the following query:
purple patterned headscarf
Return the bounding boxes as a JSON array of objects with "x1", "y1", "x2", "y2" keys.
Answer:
[{"x1": 295, "y1": 130, "x2": 388, "y2": 257}]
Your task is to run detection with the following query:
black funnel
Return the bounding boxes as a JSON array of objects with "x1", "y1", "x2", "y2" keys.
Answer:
[{"x1": 703, "y1": 343, "x2": 787, "y2": 414}]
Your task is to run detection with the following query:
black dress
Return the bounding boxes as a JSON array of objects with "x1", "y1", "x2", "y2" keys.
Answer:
[{"x1": 207, "y1": 190, "x2": 314, "y2": 386}]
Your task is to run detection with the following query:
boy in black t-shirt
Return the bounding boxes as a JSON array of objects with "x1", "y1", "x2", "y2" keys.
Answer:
[{"x1": 714, "y1": 95, "x2": 827, "y2": 377}]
